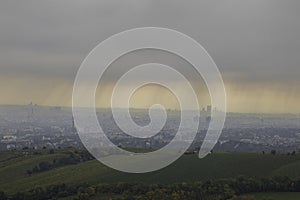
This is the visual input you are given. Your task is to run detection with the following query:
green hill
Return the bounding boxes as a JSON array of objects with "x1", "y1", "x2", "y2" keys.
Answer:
[{"x1": 1, "y1": 149, "x2": 300, "y2": 195}]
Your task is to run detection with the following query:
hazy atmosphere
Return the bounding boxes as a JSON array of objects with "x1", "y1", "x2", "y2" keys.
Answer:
[{"x1": 1, "y1": 0, "x2": 300, "y2": 113}]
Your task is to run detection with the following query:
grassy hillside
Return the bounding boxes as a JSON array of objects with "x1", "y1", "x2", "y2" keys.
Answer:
[{"x1": 1, "y1": 149, "x2": 300, "y2": 195}]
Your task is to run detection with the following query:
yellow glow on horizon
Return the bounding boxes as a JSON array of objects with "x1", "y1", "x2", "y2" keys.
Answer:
[{"x1": 1, "y1": 74, "x2": 300, "y2": 114}]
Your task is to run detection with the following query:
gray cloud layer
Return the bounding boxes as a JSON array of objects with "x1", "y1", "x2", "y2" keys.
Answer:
[{"x1": 0, "y1": 0, "x2": 299, "y2": 112}]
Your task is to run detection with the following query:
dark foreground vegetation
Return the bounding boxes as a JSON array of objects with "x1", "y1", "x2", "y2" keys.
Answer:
[
  {"x1": 1, "y1": 176, "x2": 300, "y2": 199},
  {"x1": 1, "y1": 148, "x2": 300, "y2": 199}
]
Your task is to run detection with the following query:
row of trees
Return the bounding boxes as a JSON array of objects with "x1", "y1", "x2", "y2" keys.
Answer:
[
  {"x1": 2, "y1": 176, "x2": 300, "y2": 200},
  {"x1": 262, "y1": 150, "x2": 297, "y2": 155},
  {"x1": 27, "y1": 150, "x2": 94, "y2": 175}
]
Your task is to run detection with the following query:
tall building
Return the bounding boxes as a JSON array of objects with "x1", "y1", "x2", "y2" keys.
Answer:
[
  {"x1": 207, "y1": 105, "x2": 212, "y2": 112},
  {"x1": 72, "y1": 116, "x2": 77, "y2": 133},
  {"x1": 27, "y1": 102, "x2": 34, "y2": 122}
]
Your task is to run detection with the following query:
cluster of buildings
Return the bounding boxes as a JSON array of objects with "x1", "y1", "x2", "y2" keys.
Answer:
[{"x1": 0, "y1": 105, "x2": 300, "y2": 152}]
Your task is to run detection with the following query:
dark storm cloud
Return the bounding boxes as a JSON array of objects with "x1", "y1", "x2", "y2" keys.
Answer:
[
  {"x1": 0, "y1": 0, "x2": 299, "y2": 81},
  {"x1": 0, "y1": 0, "x2": 300, "y2": 112}
]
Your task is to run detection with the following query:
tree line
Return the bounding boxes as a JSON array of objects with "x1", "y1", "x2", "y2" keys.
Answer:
[
  {"x1": 1, "y1": 176, "x2": 300, "y2": 200},
  {"x1": 26, "y1": 149, "x2": 94, "y2": 175}
]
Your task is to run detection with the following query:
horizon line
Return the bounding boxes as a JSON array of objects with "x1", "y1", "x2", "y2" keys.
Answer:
[{"x1": 0, "y1": 103, "x2": 299, "y2": 115}]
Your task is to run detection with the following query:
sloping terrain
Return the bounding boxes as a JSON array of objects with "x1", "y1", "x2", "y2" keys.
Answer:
[{"x1": 1, "y1": 149, "x2": 300, "y2": 195}]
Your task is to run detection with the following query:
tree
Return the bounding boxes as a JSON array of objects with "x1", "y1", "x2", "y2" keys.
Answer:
[
  {"x1": 26, "y1": 170, "x2": 32, "y2": 176},
  {"x1": 0, "y1": 191, "x2": 6, "y2": 200},
  {"x1": 271, "y1": 150, "x2": 276, "y2": 155}
]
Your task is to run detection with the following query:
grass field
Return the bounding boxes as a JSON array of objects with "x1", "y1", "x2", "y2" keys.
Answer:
[{"x1": 1, "y1": 149, "x2": 300, "y2": 195}]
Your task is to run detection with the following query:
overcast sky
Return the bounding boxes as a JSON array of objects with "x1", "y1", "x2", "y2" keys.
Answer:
[{"x1": 0, "y1": 0, "x2": 299, "y2": 113}]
